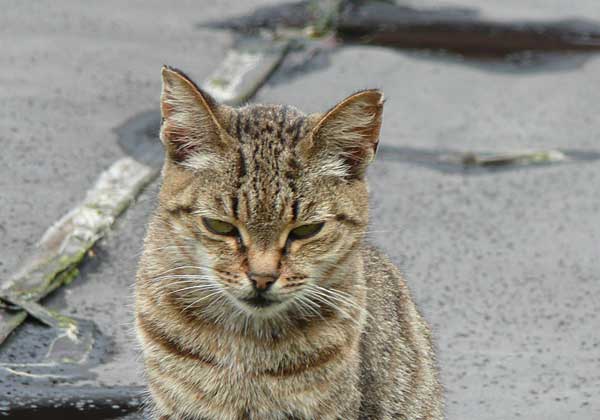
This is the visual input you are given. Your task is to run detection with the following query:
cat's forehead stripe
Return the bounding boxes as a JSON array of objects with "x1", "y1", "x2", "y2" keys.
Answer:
[
  {"x1": 222, "y1": 104, "x2": 309, "y2": 229},
  {"x1": 228, "y1": 104, "x2": 308, "y2": 146}
]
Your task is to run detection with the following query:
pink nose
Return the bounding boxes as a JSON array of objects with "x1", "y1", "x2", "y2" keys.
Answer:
[{"x1": 249, "y1": 273, "x2": 277, "y2": 291}]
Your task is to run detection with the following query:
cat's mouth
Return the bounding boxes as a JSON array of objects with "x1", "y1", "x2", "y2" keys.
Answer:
[{"x1": 240, "y1": 294, "x2": 279, "y2": 309}]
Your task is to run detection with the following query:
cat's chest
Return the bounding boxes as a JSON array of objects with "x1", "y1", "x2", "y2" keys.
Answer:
[
  {"x1": 167, "y1": 362, "x2": 331, "y2": 419},
  {"x1": 162, "y1": 337, "x2": 357, "y2": 420}
]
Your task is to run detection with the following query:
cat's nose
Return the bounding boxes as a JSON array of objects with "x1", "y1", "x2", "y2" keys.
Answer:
[
  {"x1": 247, "y1": 248, "x2": 280, "y2": 285},
  {"x1": 248, "y1": 272, "x2": 278, "y2": 292}
]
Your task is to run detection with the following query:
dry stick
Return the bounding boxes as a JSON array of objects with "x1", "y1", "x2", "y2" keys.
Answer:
[
  {"x1": 0, "y1": 39, "x2": 289, "y2": 346},
  {"x1": 0, "y1": 158, "x2": 155, "y2": 344}
]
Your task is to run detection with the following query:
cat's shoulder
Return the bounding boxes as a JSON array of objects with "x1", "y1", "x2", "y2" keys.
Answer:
[
  {"x1": 360, "y1": 244, "x2": 429, "y2": 339},
  {"x1": 361, "y1": 243, "x2": 409, "y2": 293}
]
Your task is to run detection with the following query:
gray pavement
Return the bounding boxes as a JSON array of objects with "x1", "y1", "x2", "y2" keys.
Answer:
[{"x1": 2, "y1": 1, "x2": 600, "y2": 419}]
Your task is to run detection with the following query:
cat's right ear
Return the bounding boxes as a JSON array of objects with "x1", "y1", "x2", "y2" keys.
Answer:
[
  {"x1": 160, "y1": 66, "x2": 228, "y2": 164},
  {"x1": 300, "y1": 89, "x2": 384, "y2": 179}
]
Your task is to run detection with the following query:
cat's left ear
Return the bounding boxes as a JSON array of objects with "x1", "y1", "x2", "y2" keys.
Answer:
[
  {"x1": 306, "y1": 89, "x2": 384, "y2": 179},
  {"x1": 160, "y1": 66, "x2": 231, "y2": 165}
]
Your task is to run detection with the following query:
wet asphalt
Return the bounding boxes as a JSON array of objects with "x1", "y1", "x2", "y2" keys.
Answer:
[{"x1": 1, "y1": 1, "x2": 600, "y2": 419}]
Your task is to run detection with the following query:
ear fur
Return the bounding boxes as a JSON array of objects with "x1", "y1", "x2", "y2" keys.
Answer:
[
  {"x1": 160, "y1": 66, "x2": 228, "y2": 165},
  {"x1": 309, "y1": 89, "x2": 384, "y2": 179}
]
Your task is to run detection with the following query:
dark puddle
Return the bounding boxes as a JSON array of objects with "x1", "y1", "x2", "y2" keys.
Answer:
[
  {"x1": 336, "y1": 3, "x2": 600, "y2": 55},
  {"x1": 0, "y1": 315, "x2": 143, "y2": 418},
  {"x1": 115, "y1": 110, "x2": 163, "y2": 169},
  {"x1": 201, "y1": 0, "x2": 600, "y2": 73},
  {"x1": 0, "y1": 314, "x2": 133, "y2": 416},
  {"x1": 0, "y1": 245, "x2": 142, "y2": 417},
  {"x1": 2, "y1": 387, "x2": 143, "y2": 419},
  {"x1": 0, "y1": 318, "x2": 106, "y2": 374}
]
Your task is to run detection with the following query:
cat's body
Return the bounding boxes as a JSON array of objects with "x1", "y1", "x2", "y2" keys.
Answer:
[{"x1": 135, "y1": 67, "x2": 443, "y2": 420}]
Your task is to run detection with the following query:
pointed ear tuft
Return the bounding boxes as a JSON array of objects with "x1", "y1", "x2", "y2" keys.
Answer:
[
  {"x1": 309, "y1": 89, "x2": 384, "y2": 179},
  {"x1": 160, "y1": 66, "x2": 226, "y2": 165}
]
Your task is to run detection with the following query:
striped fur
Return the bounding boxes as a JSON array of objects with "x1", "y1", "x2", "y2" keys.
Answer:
[{"x1": 135, "y1": 67, "x2": 443, "y2": 420}]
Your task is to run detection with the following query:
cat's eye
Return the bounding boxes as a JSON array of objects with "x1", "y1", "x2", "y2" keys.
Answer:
[
  {"x1": 202, "y1": 217, "x2": 238, "y2": 236},
  {"x1": 289, "y1": 222, "x2": 324, "y2": 241}
]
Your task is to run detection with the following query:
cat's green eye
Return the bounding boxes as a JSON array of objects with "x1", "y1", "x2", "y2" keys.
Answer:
[
  {"x1": 289, "y1": 222, "x2": 324, "y2": 241},
  {"x1": 202, "y1": 217, "x2": 237, "y2": 236}
]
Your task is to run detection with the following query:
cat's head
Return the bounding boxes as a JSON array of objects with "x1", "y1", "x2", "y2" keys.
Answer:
[{"x1": 154, "y1": 66, "x2": 383, "y2": 319}]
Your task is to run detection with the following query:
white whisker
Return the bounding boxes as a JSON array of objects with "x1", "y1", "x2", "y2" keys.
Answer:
[
  {"x1": 165, "y1": 284, "x2": 221, "y2": 296},
  {"x1": 183, "y1": 290, "x2": 225, "y2": 311},
  {"x1": 303, "y1": 286, "x2": 365, "y2": 328}
]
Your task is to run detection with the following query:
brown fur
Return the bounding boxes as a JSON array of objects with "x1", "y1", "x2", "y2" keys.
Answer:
[{"x1": 135, "y1": 66, "x2": 443, "y2": 420}]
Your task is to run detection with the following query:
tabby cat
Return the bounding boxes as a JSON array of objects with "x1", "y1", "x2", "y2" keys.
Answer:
[{"x1": 135, "y1": 66, "x2": 443, "y2": 420}]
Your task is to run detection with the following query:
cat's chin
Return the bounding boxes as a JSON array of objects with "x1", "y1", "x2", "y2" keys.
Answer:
[
  {"x1": 240, "y1": 295, "x2": 279, "y2": 309},
  {"x1": 233, "y1": 295, "x2": 290, "y2": 318}
]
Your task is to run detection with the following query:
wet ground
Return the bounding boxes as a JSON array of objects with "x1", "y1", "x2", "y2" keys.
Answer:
[{"x1": 1, "y1": 1, "x2": 600, "y2": 419}]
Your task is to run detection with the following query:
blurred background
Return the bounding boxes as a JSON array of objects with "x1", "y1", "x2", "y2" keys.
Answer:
[{"x1": 1, "y1": 1, "x2": 599, "y2": 419}]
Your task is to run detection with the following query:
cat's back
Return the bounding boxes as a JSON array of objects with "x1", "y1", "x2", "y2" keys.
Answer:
[{"x1": 359, "y1": 245, "x2": 444, "y2": 420}]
